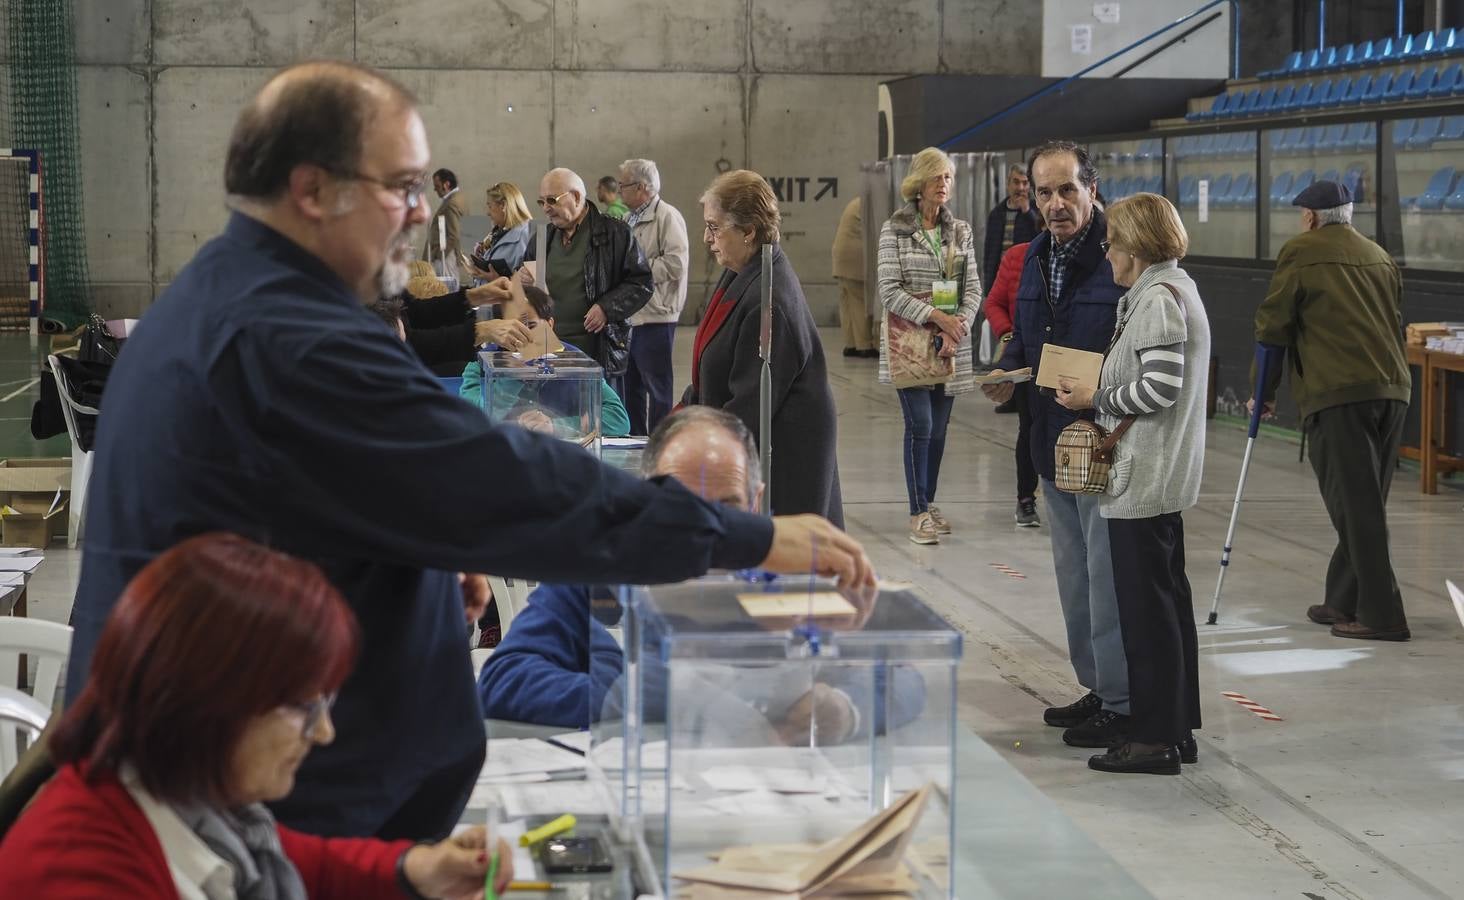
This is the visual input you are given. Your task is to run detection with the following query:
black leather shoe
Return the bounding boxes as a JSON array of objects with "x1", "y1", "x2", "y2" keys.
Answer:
[
  {"x1": 1177, "y1": 735, "x2": 1197, "y2": 764},
  {"x1": 1044, "y1": 692, "x2": 1100, "y2": 728},
  {"x1": 1063, "y1": 710, "x2": 1130, "y2": 747},
  {"x1": 1307, "y1": 604, "x2": 1353, "y2": 625},
  {"x1": 1089, "y1": 742, "x2": 1181, "y2": 775}
]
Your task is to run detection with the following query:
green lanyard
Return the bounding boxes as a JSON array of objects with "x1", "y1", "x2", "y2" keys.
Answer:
[{"x1": 918, "y1": 223, "x2": 943, "y2": 262}]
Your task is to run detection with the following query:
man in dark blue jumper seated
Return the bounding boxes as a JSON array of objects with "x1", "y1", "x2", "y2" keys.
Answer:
[{"x1": 479, "y1": 407, "x2": 925, "y2": 741}]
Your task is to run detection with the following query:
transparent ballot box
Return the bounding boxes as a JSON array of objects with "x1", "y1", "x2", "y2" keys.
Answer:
[
  {"x1": 605, "y1": 575, "x2": 961, "y2": 898},
  {"x1": 478, "y1": 347, "x2": 604, "y2": 456}
]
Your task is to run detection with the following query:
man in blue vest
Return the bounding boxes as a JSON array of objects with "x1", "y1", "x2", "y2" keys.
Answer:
[{"x1": 982, "y1": 141, "x2": 1129, "y2": 753}]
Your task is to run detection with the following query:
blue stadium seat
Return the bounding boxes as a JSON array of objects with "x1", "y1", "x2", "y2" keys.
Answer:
[
  {"x1": 1262, "y1": 50, "x2": 1303, "y2": 79},
  {"x1": 1444, "y1": 182, "x2": 1464, "y2": 211},
  {"x1": 1111, "y1": 176, "x2": 1133, "y2": 200},
  {"x1": 1147, "y1": 174, "x2": 1164, "y2": 193},
  {"x1": 1317, "y1": 124, "x2": 1347, "y2": 152},
  {"x1": 1324, "y1": 43, "x2": 1356, "y2": 70},
  {"x1": 1414, "y1": 166, "x2": 1458, "y2": 209},
  {"x1": 1208, "y1": 173, "x2": 1234, "y2": 207},
  {"x1": 1431, "y1": 63, "x2": 1462, "y2": 97},
  {"x1": 1173, "y1": 135, "x2": 1195, "y2": 159},
  {"x1": 1251, "y1": 87, "x2": 1278, "y2": 115},
  {"x1": 1179, "y1": 176, "x2": 1199, "y2": 205},
  {"x1": 1375, "y1": 36, "x2": 1400, "y2": 63},
  {"x1": 1406, "y1": 31, "x2": 1436, "y2": 59},
  {"x1": 1238, "y1": 132, "x2": 1257, "y2": 157},
  {"x1": 1321, "y1": 76, "x2": 1352, "y2": 107},
  {"x1": 1138, "y1": 139, "x2": 1162, "y2": 160},
  {"x1": 1351, "y1": 121, "x2": 1378, "y2": 150},
  {"x1": 1384, "y1": 69, "x2": 1416, "y2": 102},
  {"x1": 1230, "y1": 89, "x2": 1261, "y2": 117},
  {"x1": 1188, "y1": 92, "x2": 1227, "y2": 121},
  {"x1": 1291, "y1": 169, "x2": 1316, "y2": 199},
  {"x1": 1341, "y1": 73, "x2": 1373, "y2": 105},
  {"x1": 1338, "y1": 122, "x2": 1368, "y2": 150},
  {"x1": 1301, "y1": 48, "x2": 1326, "y2": 72},
  {"x1": 1343, "y1": 166, "x2": 1366, "y2": 204},
  {"x1": 1362, "y1": 72, "x2": 1394, "y2": 103},
  {"x1": 1213, "y1": 132, "x2": 1240, "y2": 156},
  {"x1": 1270, "y1": 84, "x2": 1296, "y2": 112},
  {"x1": 1269, "y1": 171, "x2": 1295, "y2": 206},
  {"x1": 1274, "y1": 127, "x2": 1303, "y2": 154},
  {"x1": 1440, "y1": 116, "x2": 1464, "y2": 141},
  {"x1": 1407, "y1": 117, "x2": 1442, "y2": 149},
  {"x1": 1283, "y1": 82, "x2": 1312, "y2": 111},
  {"x1": 1408, "y1": 67, "x2": 1438, "y2": 99},
  {"x1": 1232, "y1": 173, "x2": 1256, "y2": 208},
  {"x1": 1300, "y1": 78, "x2": 1332, "y2": 109},
  {"x1": 1393, "y1": 118, "x2": 1418, "y2": 147},
  {"x1": 1194, "y1": 134, "x2": 1218, "y2": 156},
  {"x1": 1318, "y1": 168, "x2": 1340, "y2": 185},
  {"x1": 1297, "y1": 126, "x2": 1324, "y2": 153},
  {"x1": 1432, "y1": 28, "x2": 1458, "y2": 58},
  {"x1": 1346, "y1": 40, "x2": 1376, "y2": 69}
]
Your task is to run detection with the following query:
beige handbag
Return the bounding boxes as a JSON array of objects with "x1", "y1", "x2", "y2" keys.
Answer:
[{"x1": 1054, "y1": 416, "x2": 1136, "y2": 494}]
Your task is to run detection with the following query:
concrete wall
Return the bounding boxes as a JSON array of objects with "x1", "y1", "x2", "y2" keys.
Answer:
[
  {"x1": 56, "y1": 0, "x2": 1041, "y2": 323},
  {"x1": 1041, "y1": 0, "x2": 1232, "y2": 79}
]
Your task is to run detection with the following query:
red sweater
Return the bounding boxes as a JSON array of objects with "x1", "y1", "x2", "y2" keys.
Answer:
[
  {"x1": 982, "y1": 241, "x2": 1030, "y2": 339},
  {"x1": 0, "y1": 764, "x2": 413, "y2": 899}
]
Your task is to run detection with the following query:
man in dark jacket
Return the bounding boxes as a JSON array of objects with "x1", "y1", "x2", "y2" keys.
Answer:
[
  {"x1": 982, "y1": 141, "x2": 1129, "y2": 750},
  {"x1": 523, "y1": 167, "x2": 651, "y2": 396},
  {"x1": 983, "y1": 163, "x2": 1040, "y2": 295},
  {"x1": 1254, "y1": 180, "x2": 1412, "y2": 641},
  {"x1": 64, "y1": 61, "x2": 873, "y2": 844}
]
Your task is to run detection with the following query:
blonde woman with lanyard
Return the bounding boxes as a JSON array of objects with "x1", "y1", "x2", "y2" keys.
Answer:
[{"x1": 877, "y1": 147, "x2": 982, "y2": 545}]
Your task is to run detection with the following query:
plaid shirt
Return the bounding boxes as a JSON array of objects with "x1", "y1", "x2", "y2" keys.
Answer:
[{"x1": 1047, "y1": 216, "x2": 1094, "y2": 302}]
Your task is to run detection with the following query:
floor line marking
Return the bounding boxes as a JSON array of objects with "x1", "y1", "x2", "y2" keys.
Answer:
[
  {"x1": 0, "y1": 378, "x2": 38, "y2": 403},
  {"x1": 1221, "y1": 690, "x2": 1284, "y2": 721}
]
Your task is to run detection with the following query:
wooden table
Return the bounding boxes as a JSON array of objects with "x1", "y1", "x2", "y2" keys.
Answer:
[{"x1": 1411, "y1": 346, "x2": 1464, "y2": 494}]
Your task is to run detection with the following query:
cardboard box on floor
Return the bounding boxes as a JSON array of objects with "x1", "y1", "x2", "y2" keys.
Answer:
[{"x1": 0, "y1": 458, "x2": 73, "y2": 547}]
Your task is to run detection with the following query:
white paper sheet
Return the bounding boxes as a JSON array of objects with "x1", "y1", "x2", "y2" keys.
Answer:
[
  {"x1": 0, "y1": 547, "x2": 39, "y2": 556},
  {"x1": 479, "y1": 739, "x2": 587, "y2": 782},
  {"x1": 0, "y1": 557, "x2": 43, "y2": 573}
]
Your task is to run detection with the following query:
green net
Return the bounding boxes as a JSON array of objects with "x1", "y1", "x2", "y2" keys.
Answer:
[{"x1": 2, "y1": 0, "x2": 91, "y2": 330}]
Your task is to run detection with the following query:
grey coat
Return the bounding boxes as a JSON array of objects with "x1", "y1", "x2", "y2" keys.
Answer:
[{"x1": 684, "y1": 244, "x2": 844, "y2": 527}]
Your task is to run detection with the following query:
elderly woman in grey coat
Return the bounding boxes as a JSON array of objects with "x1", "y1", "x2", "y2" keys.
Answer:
[
  {"x1": 1056, "y1": 192, "x2": 1210, "y2": 776},
  {"x1": 877, "y1": 147, "x2": 983, "y2": 545}
]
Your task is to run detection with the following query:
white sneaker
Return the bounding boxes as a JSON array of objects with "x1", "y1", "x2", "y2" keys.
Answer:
[
  {"x1": 926, "y1": 505, "x2": 952, "y2": 534},
  {"x1": 908, "y1": 513, "x2": 940, "y2": 545}
]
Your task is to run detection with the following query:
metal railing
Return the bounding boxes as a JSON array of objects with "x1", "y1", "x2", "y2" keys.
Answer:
[{"x1": 937, "y1": 0, "x2": 1239, "y2": 150}]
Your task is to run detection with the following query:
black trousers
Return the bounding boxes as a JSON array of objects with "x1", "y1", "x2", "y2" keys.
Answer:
[
  {"x1": 1305, "y1": 399, "x2": 1408, "y2": 629},
  {"x1": 625, "y1": 322, "x2": 676, "y2": 435},
  {"x1": 1014, "y1": 382, "x2": 1037, "y2": 500},
  {"x1": 1109, "y1": 512, "x2": 1201, "y2": 745}
]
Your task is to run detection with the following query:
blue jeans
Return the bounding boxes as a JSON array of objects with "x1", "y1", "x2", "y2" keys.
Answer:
[
  {"x1": 898, "y1": 386, "x2": 955, "y2": 516},
  {"x1": 1042, "y1": 480, "x2": 1130, "y2": 714},
  {"x1": 625, "y1": 323, "x2": 676, "y2": 436}
]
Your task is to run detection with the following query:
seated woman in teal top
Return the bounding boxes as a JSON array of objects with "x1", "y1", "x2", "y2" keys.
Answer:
[{"x1": 460, "y1": 284, "x2": 632, "y2": 437}]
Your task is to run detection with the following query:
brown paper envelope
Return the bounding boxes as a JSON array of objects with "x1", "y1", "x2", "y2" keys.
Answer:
[{"x1": 1035, "y1": 345, "x2": 1104, "y2": 390}]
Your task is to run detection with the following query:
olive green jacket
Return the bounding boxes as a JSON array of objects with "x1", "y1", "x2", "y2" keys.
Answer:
[{"x1": 1255, "y1": 223, "x2": 1410, "y2": 418}]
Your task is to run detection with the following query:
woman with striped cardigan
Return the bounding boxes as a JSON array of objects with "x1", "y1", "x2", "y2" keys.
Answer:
[{"x1": 877, "y1": 147, "x2": 983, "y2": 545}]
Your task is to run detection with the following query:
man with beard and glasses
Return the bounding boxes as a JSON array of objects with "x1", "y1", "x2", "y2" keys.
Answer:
[{"x1": 63, "y1": 61, "x2": 875, "y2": 844}]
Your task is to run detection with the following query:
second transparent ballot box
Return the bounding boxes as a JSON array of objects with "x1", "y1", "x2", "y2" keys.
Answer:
[
  {"x1": 477, "y1": 347, "x2": 604, "y2": 456},
  {"x1": 600, "y1": 575, "x2": 962, "y2": 898}
]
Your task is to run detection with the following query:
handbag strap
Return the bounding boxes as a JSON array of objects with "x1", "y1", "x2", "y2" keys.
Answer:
[{"x1": 1097, "y1": 414, "x2": 1137, "y2": 453}]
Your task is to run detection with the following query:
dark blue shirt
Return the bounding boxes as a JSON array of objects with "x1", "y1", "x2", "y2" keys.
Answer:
[{"x1": 67, "y1": 213, "x2": 774, "y2": 838}]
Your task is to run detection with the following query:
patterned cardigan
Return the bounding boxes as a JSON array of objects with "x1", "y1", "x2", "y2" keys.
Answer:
[{"x1": 876, "y1": 201, "x2": 984, "y2": 393}]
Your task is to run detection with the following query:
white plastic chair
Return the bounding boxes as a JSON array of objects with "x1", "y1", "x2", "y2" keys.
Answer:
[
  {"x1": 47, "y1": 354, "x2": 97, "y2": 549},
  {"x1": 0, "y1": 686, "x2": 49, "y2": 779},
  {"x1": 484, "y1": 576, "x2": 535, "y2": 639},
  {"x1": 0, "y1": 617, "x2": 73, "y2": 710}
]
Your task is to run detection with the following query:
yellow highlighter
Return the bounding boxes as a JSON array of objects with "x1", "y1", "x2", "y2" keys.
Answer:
[{"x1": 519, "y1": 814, "x2": 577, "y2": 847}]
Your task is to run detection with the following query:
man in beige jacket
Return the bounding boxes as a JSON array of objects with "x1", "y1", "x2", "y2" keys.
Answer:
[
  {"x1": 833, "y1": 197, "x2": 874, "y2": 357},
  {"x1": 619, "y1": 158, "x2": 689, "y2": 435},
  {"x1": 422, "y1": 167, "x2": 467, "y2": 266}
]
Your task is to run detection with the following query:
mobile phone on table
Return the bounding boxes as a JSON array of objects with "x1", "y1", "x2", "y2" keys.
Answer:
[{"x1": 539, "y1": 835, "x2": 613, "y2": 874}]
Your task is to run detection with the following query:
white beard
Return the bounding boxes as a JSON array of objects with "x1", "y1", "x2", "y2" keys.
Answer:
[{"x1": 377, "y1": 231, "x2": 417, "y2": 298}]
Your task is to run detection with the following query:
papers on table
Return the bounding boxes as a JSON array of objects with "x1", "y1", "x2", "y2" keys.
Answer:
[
  {"x1": 479, "y1": 738, "x2": 587, "y2": 782},
  {"x1": 0, "y1": 547, "x2": 39, "y2": 556},
  {"x1": 602, "y1": 436, "x2": 648, "y2": 449},
  {"x1": 737, "y1": 592, "x2": 855, "y2": 619},
  {"x1": 0, "y1": 556, "x2": 43, "y2": 574}
]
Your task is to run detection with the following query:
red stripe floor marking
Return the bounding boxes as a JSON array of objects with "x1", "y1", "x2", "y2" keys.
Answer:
[{"x1": 1221, "y1": 691, "x2": 1284, "y2": 722}]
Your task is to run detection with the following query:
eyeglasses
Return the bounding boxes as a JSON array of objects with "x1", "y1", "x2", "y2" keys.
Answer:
[
  {"x1": 1100, "y1": 240, "x2": 1112, "y2": 254},
  {"x1": 334, "y1": 170, "x2": 427, "y2": 211},
  {"x1": 537, "y1": 191, "x2": 571, "y2": 208},
  {"x1": 284, "y1": 693, "x2": 337, "y2": 739},
  {"x1": 617, "y1": 181, "x2": 642, "y2": 191},
  {"x1": 704, "y1": 222, "x2": 726, "y2": 238}
]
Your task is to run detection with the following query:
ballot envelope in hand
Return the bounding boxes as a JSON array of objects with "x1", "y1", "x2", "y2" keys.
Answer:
[{"x1": 1035, "y1": 344, "x2": 1104, "y2": 391}]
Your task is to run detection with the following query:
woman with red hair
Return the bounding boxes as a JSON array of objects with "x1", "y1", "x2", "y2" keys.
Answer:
[{"x1": 0, "y1": 532, "x2": 512, "y2": 898}]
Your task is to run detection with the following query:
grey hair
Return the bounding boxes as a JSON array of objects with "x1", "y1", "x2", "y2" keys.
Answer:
[
  {"x1": 1312, "y1": 203, "x2": 1353, "y2": 226},
  {"x1": 1007, "y1": 163, "x2": 1027, "y2": 179},
  {"x1": 620, "y1": 158, "x2": 661, "y2": 193},
  {"x1": 544, "y1": 167, "x2": 587, "y2": 199},
  {"x1": 642, "y1": 407, "x2": 762, "y2": 506}
]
